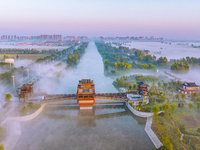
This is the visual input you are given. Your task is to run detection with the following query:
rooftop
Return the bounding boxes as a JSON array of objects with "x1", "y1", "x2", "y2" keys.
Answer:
[
  {"x1": 79, "y1": 79, "x2": 93, "y2": 84},
  {"x1": 137, "y1": 81, "x2": 149, "y2": 87},
  {"x1": 18, "y1": 83, "x2": 33, "y2": 90},
  {"x1": 182, "y1": 82, "x2": 199, "y2": 87}
]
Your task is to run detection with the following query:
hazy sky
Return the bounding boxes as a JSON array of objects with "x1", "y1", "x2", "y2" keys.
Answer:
[{"x1": 0, "y1": 0, "x2": 200, "y2": 40}]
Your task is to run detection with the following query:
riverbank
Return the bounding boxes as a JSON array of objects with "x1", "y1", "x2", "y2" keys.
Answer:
[
  {"x1": 0, "y1": 104, "x2": 46, "y2": 150},
  {"x1": 125, "y1": 101, "x2": 163, "y2": 149}
]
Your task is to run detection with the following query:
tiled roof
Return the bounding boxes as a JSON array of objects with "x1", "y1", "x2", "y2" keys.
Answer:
[
  {"x1": 18, "y1": 84, "x2": 33, "y2": 90},
  {"x1": 182, "y1": 82, "x2": 199, "y2": 87},
  {"x1": 79, "y1": 79, "x2": 93, "y2": 84},
  {"x1": 137, "y1": 81, "x2": 149, "y2": 87}
]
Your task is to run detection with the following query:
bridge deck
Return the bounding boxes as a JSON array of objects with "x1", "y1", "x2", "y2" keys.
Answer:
[{"x1": 42, "y1": 93, "x2": 128, "y2": 103}]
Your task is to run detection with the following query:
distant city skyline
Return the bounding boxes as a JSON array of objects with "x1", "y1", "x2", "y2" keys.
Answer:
[{"x1": 0, "y1": 0, "x2": 200, "y2": 40}]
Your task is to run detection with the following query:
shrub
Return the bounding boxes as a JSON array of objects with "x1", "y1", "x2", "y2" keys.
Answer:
[
  {"x1": 28, "y1": 102, "x2": 34, "y2": 108},
  {"x1": 0, "y1": 145, "x2": 4, "y2": 150}
]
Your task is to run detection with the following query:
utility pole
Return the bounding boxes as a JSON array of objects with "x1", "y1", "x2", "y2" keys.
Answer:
[
  {"x1": 26, "y1": 69, "x2": 30, "y2": 78},
  {"x1": 11, "y1": 75, "x2": 15, "y2": 88}
]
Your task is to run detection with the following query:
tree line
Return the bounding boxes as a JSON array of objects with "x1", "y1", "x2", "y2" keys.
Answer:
[
  {"x1": 0, "y1": 48, "x2": 58, "y2": 54},
  {"x1": 66, "y1": 42, "x2": 88, "y2": 67}
]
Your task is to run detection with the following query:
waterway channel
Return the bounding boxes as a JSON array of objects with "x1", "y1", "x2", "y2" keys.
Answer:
[{"x1": 14, "y1": 42, "x2": 155, "y2": 150}]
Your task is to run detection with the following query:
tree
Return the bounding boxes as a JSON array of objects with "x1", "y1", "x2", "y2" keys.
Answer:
[
  {"x1": 196, "y1": 102, "x2": 200, "y2": 111},
  {"x1": 192, "y1": 92, "x2": 197, "y2": 100},
  {"x1": 104, "y1": 60, "x2": 110, "y2": 69},
  {"x1": 28, "y1": 102, "x2": 34, "y2": 108},
  {"x1": 128, "y1": 84, "x2": 132, "y2": 90},
  {"x1": 158, "y1": 82, "x2": 161, "y2": 88},
  {"x1": 188, "y1": 103, "x2": 193, "y2": 110},
  {"x1": 163, "y1": 104, "x2": 170, "y2": 113},
  {"x1": 138, "y1": 56, "x2": 143, "y2": 62},
  {"x1": 5, "y1": 94, "x2": 12, "y2": 102},
  {"x1": 152, "y1": 106, "x2": 159, "y2": 115},
  {"x1": 170, "y1": 103, "x2": 177, "y2": 112},
  {"x1": 175, "y1": 94, "x2": 179, "y2": 101},
  {"x1": 0, "y1": 145, "x2": 4, "y2": 150},
  {"x1": 21, "y1": 106, "x2": 27, "y2": 115},
  {"x1": 132, "y1": 84, "x2": 137, "y2": 90},
  {"x1": 181, "y1": 94, "x2": 185, "y2": 101}
]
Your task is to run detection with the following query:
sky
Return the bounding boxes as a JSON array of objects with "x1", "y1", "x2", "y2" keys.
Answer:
[{"x1": 0, "y1": 0, "x2": 200, "y2": 40}]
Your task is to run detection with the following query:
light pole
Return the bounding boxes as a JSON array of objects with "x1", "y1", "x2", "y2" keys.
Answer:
[
  {"x1": 26, "y1": 69, "x2": 30, "y2": 78},
  {"x1": 53, "y1": 57, "x2": 54, "y2": 63},
  {"x1": 11, "y1": 75, "x2": 15, "y2": 88}
]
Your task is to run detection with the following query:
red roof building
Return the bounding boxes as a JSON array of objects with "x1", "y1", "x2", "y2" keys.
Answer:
[{"x1": 177, "y1": 82, "x2": 200, "y2": 94}]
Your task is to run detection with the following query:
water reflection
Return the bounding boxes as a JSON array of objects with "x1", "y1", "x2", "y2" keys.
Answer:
[
  {"x1": 44, "y1": 104, "x2": 146, "y2": 127},
  {"x1": 14, "y1": 42, "x2": 155, "y2": 150}
]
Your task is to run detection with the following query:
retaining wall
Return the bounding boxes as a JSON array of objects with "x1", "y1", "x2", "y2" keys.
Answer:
[
  {"x1": 125, "y1": 101, "x2": 163, "y2": 149},
  {"x1": 1, "y1": 104, "x2": 46, "y2": 126},
  {"x1": 145, "y1": 116, "x2": 163, "y2": 149},
  {"x1": 125, "y1": 101, "x2": 154, "y2": 117}
]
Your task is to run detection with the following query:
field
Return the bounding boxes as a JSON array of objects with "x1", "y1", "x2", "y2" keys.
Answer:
[{"x1": 0, "y1": 54, "x2": 51, "y2": 60}]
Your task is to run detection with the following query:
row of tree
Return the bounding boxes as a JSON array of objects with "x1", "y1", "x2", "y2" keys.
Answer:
[
  {"x1": 171, "y1": 61, "x2": 189, "y2": 70},
  {"x1": 0, "y1": 48, "x2": 58, "y2": 54},
  {"x1": 35, "y1": 46, "x2": 75, "y2": 63},
  {"x1": 66, "y1": 42, "x2": 88, "y2": 67}
]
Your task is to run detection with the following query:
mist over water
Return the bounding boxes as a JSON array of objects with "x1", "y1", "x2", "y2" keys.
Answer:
[
  {"x1": 0, "y1": 42, "x2": 69, "y2": 50},
  {"x1": 122, "y1": 42, "x2": 200, "y2": 60},
  {"x1": 13, "y1": 42, "x2": 155, "y2": 150},
  {"x1": 34, "y1": 42, "x2": 118, "y2": 94}
]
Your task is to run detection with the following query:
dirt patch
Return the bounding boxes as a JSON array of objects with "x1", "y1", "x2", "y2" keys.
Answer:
[{"x1": 182, "y1": 116, "x2": 198, "y2": 128}]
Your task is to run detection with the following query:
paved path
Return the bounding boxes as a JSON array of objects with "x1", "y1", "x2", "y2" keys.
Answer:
[{"x1": 0, "y1": 104, "x2": 47, "y2": 150}]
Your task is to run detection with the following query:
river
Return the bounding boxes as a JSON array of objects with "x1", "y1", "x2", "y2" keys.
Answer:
[{"x1": 13, "y1": 42, "x2": 155, "y2": 150}]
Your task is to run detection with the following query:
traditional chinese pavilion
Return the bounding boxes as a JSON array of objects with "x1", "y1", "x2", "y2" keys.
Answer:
[
  {"x1": 137, "y1": 81, "x2": 149, "y2": 96},
  {"x1": 77, "y1": 79, "x2": 95, "y2": 109},
  {"x1": 18, "y1": 83, "x2": 33, "y2": 102},
  {"x1": 177, "y1": 82, "x2": 200, "y2": 94}
]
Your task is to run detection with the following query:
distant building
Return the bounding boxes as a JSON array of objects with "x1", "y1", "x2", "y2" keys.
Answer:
[
  {"x1": 5, "y1": 58, "x2": 15, "y2": 63},
  {"x1": 177, "y1": 82, "x2": 200, "y2": 94}
]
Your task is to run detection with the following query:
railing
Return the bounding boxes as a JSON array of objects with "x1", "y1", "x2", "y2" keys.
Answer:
[{"x1": 42, "y1": 93, "x2": 128, "y2": 102}]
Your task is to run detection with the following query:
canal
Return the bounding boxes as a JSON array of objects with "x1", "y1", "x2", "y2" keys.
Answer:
[{"x1": 14, "y1": 42, "x2": 155, "y2": 150}]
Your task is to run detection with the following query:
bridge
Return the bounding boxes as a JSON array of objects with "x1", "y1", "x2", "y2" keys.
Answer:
[
  {"x1": 42, "y1": 93, "x2": 128, "y2": 103},
  {"x1": 19, "y1": 79, "x2": 148, "y2": 109}
]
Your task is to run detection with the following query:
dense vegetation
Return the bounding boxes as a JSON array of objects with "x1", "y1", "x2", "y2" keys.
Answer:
[
  {"x1": 0, "y1": 66, "x2": 26, "y2": 84},
  {"x1": 0, "y1": 62, "x2": 14, "y2": 69},
  {"x1": 113, "y1": 74, "x2": 158, "y2": 92},
  {"x1": 171, "y1": 61, "x2": 189, "y2": 70},
  {"x1": 66, "y1": 42, "x2": 88, "y2": 67},
  {"x1": 0, "y1": 48, "x2": 58, "y2": 54},
  {"x1": 96, "y1": 41, "x2": 200, "y2": 73},
  {"x1": 170, "y1": 57, "x2": 200, "y2": 70},
  {"x1": 35, "y1": 46, "x2": 75, "y2": 63},
  {"x1": 95, "y1": 42, "x2": 172, "y2": 73}
]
